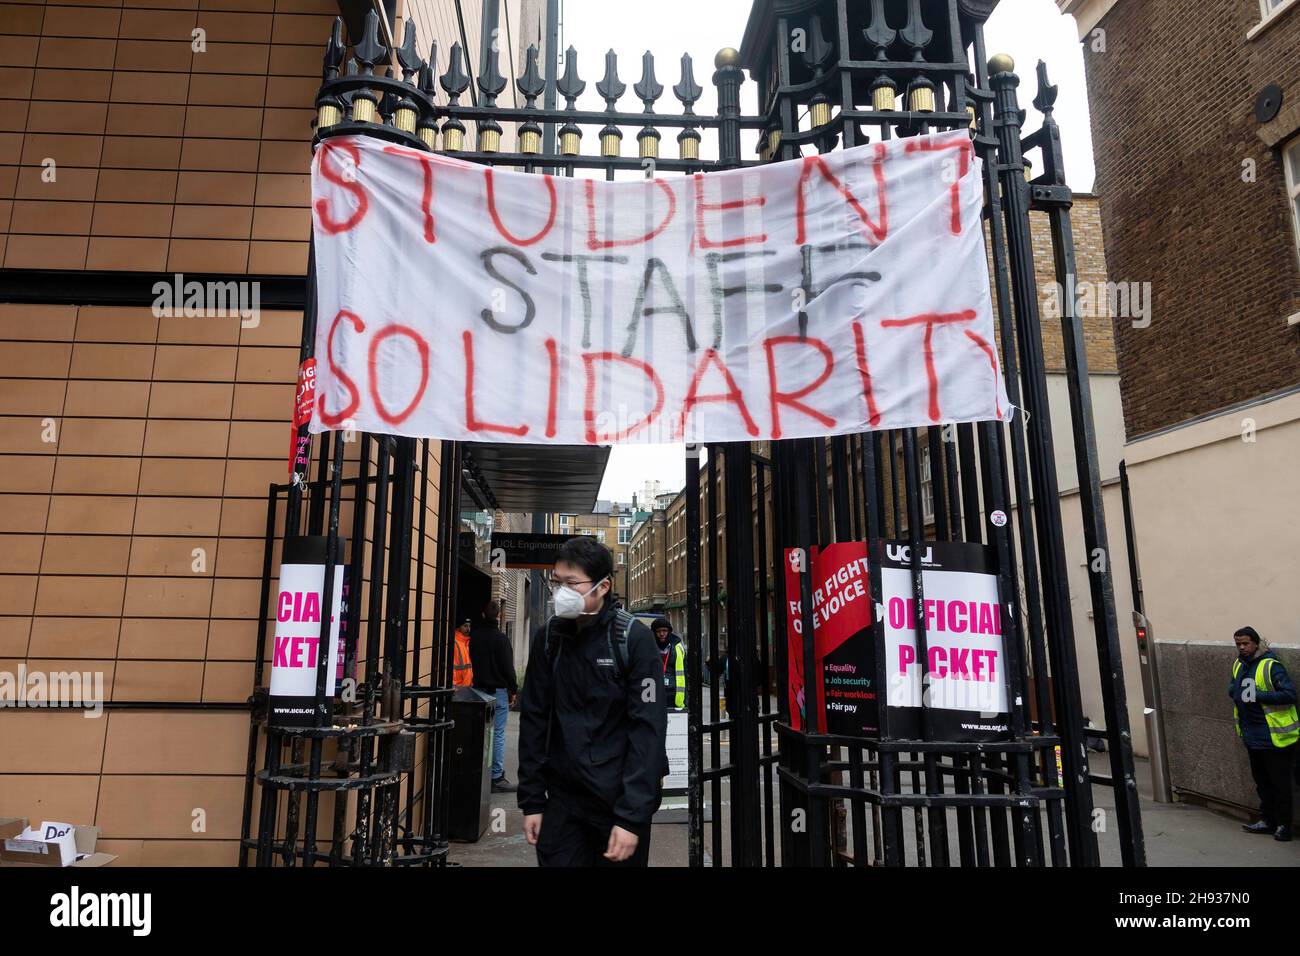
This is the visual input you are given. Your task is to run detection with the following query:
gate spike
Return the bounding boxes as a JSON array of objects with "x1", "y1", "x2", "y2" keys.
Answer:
[
  {"x1": 340, "y1": 57, "x2": 359, "y2": 110},
  {"x1": 557, "y1": 46, "x2": 584, "y2": 154},
  {"x1": 900, "y1": 0, "x2": 933, "y2": 60},
  {"x1": 801, "y1": 14, "x2": 834, "y2": 73},
  {"x1": 517, "y1": 44, "x2": 544, "y2": 153},
  {"x1": 557, "y1": 46, "x2": 585, "y2": 106},
  {"x1": 634, "y1": 50, "x2": 663, "y2": 110},
  {"x1": 396, "y1": 18, "x2": 421, "y2": 82},
  {"x1": 864, "y1": 0, "x2": 896, "y2": 57},
  {"x1": 1033, "y1": 60, "x2": 1058, "y2": 115},
  {"x1": 673, "y1": 52, "x2": 702, "y2": 113},
  {"x1": 440, "y1": 42, "x2": 470, "y2": 101},
  {"x1": 354, "y1": 8, "x2": 386, "y2": 75},
  {"x1": 439, "y1": 43, "x2": 469, "y2": 150},
  {"x1": 518, "y1": 44, "x2": 545, "y2": 104},
  {"x1": 322, "y1": 17, "x2": 345, "y2": 81},
  {"x1": 476, "y1": 37, "x2": 505, "y2": 151},
  {"x1": 426, "y1": 40, "x2": 439, "y2": 77},
  {"x1": 596, "y1": 49, "x2": 625, "y2": 107},
  {"x1": 478, "y1": 42, "x2": 506, "y2": 103}
]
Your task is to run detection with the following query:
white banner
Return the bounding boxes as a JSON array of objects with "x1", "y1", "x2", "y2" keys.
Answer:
[{"x1": 309, "y1": 129, "x2": 1011, "y2": 445}]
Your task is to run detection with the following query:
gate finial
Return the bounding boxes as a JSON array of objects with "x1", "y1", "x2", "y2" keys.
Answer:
[
  {"x1": 517, "y1": 44, "x2": 545, "y2": 154},
  {"x1": 558, "y1": 47, "x2": 585, "y2": 155},
  {"x1": 1033, "y1": 60, "x2": 1058, "y2": 115},
  {"x1": 439, "y1": 44, "x2": 470, "y2": 151},
  {"x1": 988, "y1": 52, "x2": 1015, "y2": 75}
]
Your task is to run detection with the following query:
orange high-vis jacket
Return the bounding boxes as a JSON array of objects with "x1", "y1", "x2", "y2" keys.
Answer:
[{"x1": 453, "y1": 632, "x2": 474, "y2": 687}]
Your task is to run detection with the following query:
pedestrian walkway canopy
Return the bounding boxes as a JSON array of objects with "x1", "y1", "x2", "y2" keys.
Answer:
[{"x1": 464, "y1": 442, "x2": 610, "y2": 514}]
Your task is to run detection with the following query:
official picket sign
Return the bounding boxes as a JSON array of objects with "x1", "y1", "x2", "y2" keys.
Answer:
[
  {"x1": 309, "y1": 128, "x2": 1011, "y2": 445},
  {"x1": 268, "y1": 536, "x2": 348, "y2": 728},
  {"x1": 879, "y1": 540, "x2": 1010, "y2": 741}
]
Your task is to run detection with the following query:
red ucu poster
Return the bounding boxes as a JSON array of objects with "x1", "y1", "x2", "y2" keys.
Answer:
[{"x1": 785, "y1": 542, "x2": 878, "y2": 736}]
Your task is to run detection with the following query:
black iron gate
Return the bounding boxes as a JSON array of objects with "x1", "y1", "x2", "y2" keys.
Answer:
[{"x1": 243, "y1": 0, "x2": 1143, "y2": 868}]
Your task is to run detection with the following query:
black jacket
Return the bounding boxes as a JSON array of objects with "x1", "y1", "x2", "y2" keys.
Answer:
[
  {"x1": 469, "y1": 622, "x2": 517, "y2": 696},
  {"x1": 517, "y1": 601, "x2": 667, "y2": 835}
]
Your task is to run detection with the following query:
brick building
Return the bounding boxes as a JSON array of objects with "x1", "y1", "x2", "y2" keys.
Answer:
[
  {"x1": 626, "y1": 505, "x2": 666, "y2": 614},
  {"x1": 1058, "y1": 0, "x2": 1300, "y2": 811},
  {"x1": 0, "y1": 0, "x2": 527, "y2": 866},
  {"x1": 541, "y1": 499, "x2": 635, "y2": 598}
]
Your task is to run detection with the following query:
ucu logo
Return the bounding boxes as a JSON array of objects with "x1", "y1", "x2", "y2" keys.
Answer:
[{"x1": 886, "y1": 545, "x2": 933, "y2": 564}]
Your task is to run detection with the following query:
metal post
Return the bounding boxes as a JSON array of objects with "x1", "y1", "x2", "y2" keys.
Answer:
[
  {"x1": 1029, "y1": 61, "x2": 1145, "y2": 864},
  {"x1": 686, "y1": 444, "x2": 704, "y2": 866},
  {"x1": 990, "y1": 60, "x2": 1099, "y2": 867}
]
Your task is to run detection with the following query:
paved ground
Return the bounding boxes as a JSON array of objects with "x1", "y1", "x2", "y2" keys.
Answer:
[{"x1": 450, "y1": 706, "x2": 1300, "y2": 868}]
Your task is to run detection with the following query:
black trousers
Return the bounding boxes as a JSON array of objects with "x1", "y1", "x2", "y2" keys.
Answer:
[
  {"x1": 535, "y1": 794, "x2": 651, "y2": 867},
  {"x1": 1247, "y1": 745, "x2": 1297, "y2": 828}
]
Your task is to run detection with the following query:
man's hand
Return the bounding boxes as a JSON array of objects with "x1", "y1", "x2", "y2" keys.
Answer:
[
  {"x1": 523, "y1": 813, "x2": 543, "y2": 845},
  {"x1": 604, "y1": 825, "x2": 639, "y2": 862},
  {"x1": 509, "y1": 694, "x2": 518, "y2": 708}
]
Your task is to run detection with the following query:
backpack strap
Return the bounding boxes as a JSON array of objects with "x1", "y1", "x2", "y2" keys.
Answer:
[
  {"x1": 543, "y1": 618, "x2": 558, "y2": 755},
  {"x1": 609, "y1": 609, "x2": 634, "y2": 683},
  {"x1": 544, "y1": 617, "x2": 561, "y2": 666}
]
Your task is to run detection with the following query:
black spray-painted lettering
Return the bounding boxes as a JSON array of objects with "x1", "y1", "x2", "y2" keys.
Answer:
[
  {"x1": 480, "y1": 246, "x2": 537, "y2": 334},
  {"x1": 705, "y1": 250, "x2": 782, "y2": 350},
  {"x1": 621, "y1": 257, "x2": 697, "y2": 357},
  {"x1": 541, "y1": 252, "x2": 628, "y2": 349},
  {"x1": 799, "y1": 241, "x2": 881, "y2": 338}
]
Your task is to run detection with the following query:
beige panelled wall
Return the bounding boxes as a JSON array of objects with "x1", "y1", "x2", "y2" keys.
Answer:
[
  {"x1": 0, "y1": 303, "x2": 308, "y2": 864},
  {"x1": 0, "y1": 299, "x2": 447, "y2": 864},
  {"x1": 0, "y1": 0, "x2": 481, "y2": 865},
  {"x1": 0, "y1": 0, "x2": 345, "y2": 276}
]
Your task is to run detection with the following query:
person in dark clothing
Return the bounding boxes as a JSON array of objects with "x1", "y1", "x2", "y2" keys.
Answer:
[
  {"x1": 469, "y1": 600, "x2": 518, "y2": 793},
  {"x1": 651, "y1": 617, "x2": 686, "y2": 711},
  {"x1": 1228, "y1": 626, "x2": 1298, "y2": 841},
  {"x1": 517, "y1": 537, "x2": 667, "y2": 866}
]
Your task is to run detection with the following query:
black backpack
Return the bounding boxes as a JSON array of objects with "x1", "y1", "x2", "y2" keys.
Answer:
[{"x1": 544, "y1": 608, "x2": 636, "y2": 683}]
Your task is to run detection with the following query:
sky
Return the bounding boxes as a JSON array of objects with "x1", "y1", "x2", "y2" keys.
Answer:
[{"x1": 554, "y1": 0, "x2": 1095, "y2": 506}]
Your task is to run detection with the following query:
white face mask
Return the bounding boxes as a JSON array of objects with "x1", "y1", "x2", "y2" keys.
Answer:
[{"x1": 552, "y1": 576, "x2": 607, "y2": 620}]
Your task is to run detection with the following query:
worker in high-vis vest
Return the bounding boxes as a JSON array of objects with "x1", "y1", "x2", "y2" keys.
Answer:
[
  {"x1": 452, "y1": 618, "x2": 474, "y2": 688},
  {"x1": 652, "y1": 617, "x2": 686, "y2": 711},
  {"x1": 1229, "y1": 626, "x2": 1297, "y2": 842}
]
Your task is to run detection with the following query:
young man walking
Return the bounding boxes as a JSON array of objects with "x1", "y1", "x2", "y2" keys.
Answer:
[{"x1": 517, "y1": 537, "x2": 667, "y2": 866}]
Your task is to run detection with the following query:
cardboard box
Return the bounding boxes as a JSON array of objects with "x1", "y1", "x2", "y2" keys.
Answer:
[{"x1": 0, "y1": 818, "x2": 117, "y2": 867}]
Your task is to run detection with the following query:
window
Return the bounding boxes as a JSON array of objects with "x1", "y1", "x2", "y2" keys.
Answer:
[
  {"x1": 1285, "y1": 138, "x2": 1300, "y2": 268},
  {"x1": 596, "y1": 530, "x2": 605, "y2": 543},
  {"x1": 1254, "y1": 0, "x2": 1298, "y2": 33},
  {"x1": 618, "y1": 552, "x2": 625, "y2": 565},
  {"x1": 619, "y1": 528, "x2": 631, "y2": 545},
  {"x1": 559, "y1": 514, "x2": 573, "y2": 531},
  {"x1": 920, "y1": 447, "x2": 935, "y2": 524}
]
